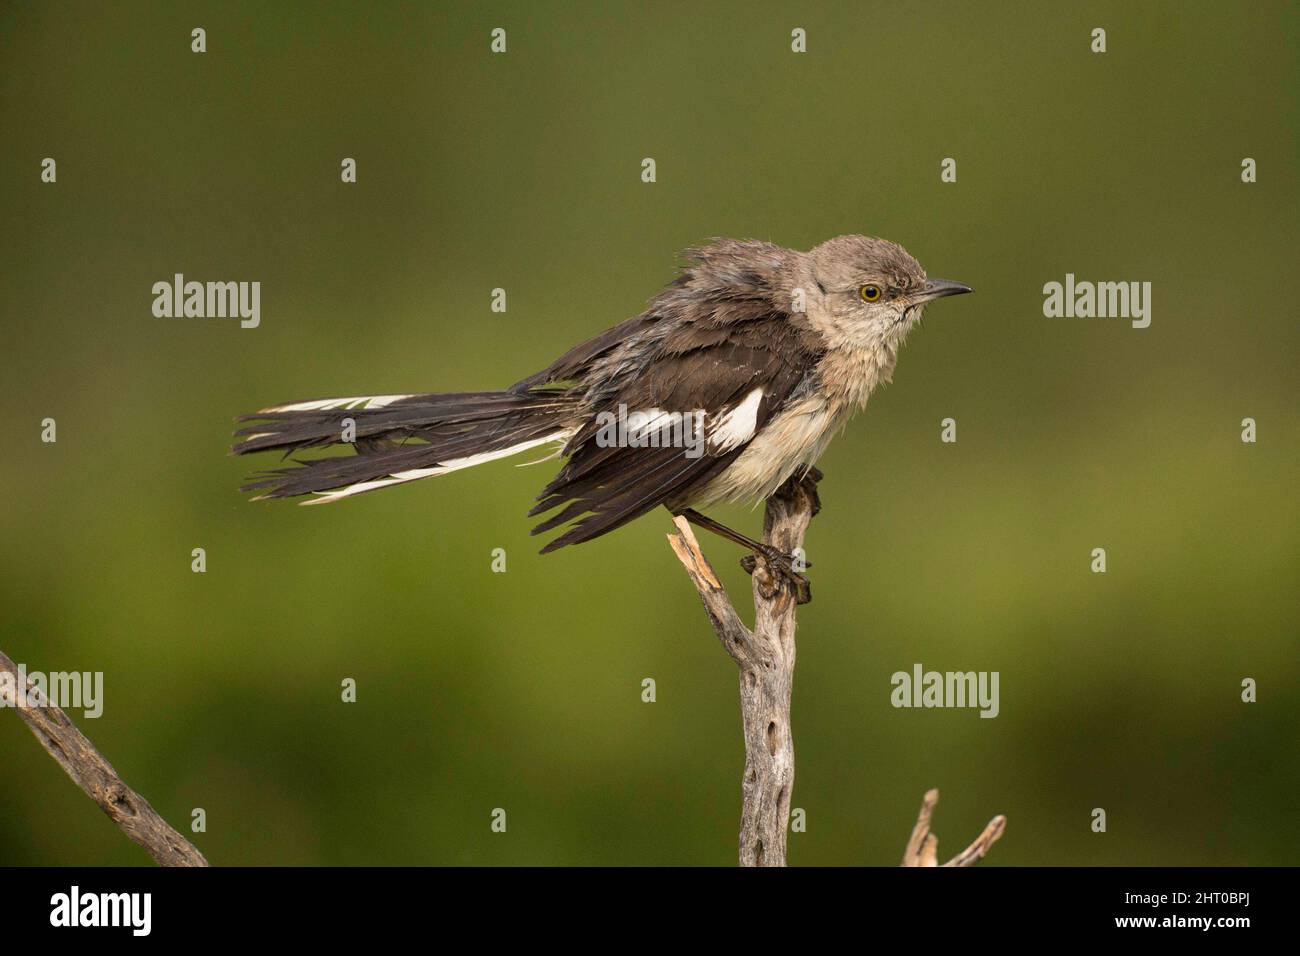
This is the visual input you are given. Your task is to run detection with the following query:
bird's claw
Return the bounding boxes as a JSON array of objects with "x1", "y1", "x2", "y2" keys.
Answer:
[{"x1": 741, "y1": 546, "x2": 813, "y2": 605}]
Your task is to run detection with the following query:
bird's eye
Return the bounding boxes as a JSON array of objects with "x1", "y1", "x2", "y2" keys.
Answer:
[{"x1": 859, "y1": 284, "x2": 882, "y2": 302}]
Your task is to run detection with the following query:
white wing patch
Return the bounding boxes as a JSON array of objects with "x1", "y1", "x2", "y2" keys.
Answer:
[
  {"x1": 262, "y1": 395, "x2": 414, "y2": 413},
  {"x1": 299, "y1": 431, "x2": 571, "y2": 505},
  {"x1": 693, "y1": 391, "x2": 842, "y2": 507},
  {"x1": 625, "y1": 408, "x2": 669, "y2": 440},
  {"x1": 710, "y1": 387, "x2": 763, "y2": 450}
]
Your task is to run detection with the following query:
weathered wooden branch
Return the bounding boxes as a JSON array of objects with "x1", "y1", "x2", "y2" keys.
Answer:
[
  {"x1": 670, "y1": 472, "x2": 1007, "y2": 867},
  {"x1": 0, "y1": 649, "x2": 209, "y2": 866},
  {"x1": 901, "y1": 788, "x2": 1006, "y2": 867},
  {"x1": 667, "y1": 468, "x2": 819, "y2": 867}
]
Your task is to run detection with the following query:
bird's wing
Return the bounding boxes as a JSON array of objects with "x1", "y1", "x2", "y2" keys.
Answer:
[
  {"x1": 530, "y1": 322, "x2": 819, "y2": 552},
  {"x1": 511, "y1": 237, "x2": 798, "y2": 393}
]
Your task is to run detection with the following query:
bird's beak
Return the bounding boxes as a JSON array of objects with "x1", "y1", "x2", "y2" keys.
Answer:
[{"x1": 913, "y1": 278, "x2": 973, "y2": 303}]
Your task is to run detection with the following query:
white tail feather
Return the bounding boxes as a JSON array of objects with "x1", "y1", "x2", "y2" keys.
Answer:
[
  {"x1": 299, "y1": 431, "x2": 572, "y2": 505},
  {"x1": 263, "y1": 395, "x2": 414, "y2": 413}
]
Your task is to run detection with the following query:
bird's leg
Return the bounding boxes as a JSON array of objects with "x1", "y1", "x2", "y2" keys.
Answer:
[
  {"x1": 675, "y1": 508, "x2": 812, "y2": 604},
  {"x1": 794, "y1": 465, "x2": 823, "y2": 516},
  {"x1": 676, "y1": 508, "x2": 767, "y2": 552}
]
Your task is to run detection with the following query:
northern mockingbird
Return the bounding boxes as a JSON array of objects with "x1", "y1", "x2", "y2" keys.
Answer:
[{"x1": 234, "y1": 235, "x2": 971, "y2": 592}]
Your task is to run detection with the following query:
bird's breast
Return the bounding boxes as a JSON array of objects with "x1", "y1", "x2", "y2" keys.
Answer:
[
  {"x1": 690, "y1": 391, "x2": 850, "y2": 506},
  {"x1": 687, "y1": 346, "x2": 893, "y2": 507}
]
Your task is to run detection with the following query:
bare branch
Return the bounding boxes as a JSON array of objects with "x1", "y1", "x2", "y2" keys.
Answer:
[
  {"x1": 0, "y1": 649, "x2": 209, "y2": 867},
  {"x1": 671, "y1": 471, "x2": 1006, "y2": 868},
  {"x1": 900, "y1": 788, "x2": 1006, "y2": 867},
  {"x1": 668, "y1": 468, "x2": 820, "y2": 867}
]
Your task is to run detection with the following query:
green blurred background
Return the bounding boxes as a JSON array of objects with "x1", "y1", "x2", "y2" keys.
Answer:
[{"x1": 1, "y1": 1, "x2": 1296, "y2": 866}]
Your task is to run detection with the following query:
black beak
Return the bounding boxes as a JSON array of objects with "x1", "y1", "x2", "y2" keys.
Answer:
[{"x1": 914, "y1": 278, "x2": 973, "y2": 303}]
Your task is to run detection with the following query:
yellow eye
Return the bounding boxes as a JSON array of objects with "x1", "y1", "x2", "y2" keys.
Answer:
[{"x1": 859, "y1": 284, "x2": 882, "y2": 302}]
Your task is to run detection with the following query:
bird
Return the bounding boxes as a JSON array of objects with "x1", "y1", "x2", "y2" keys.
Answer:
[{"x1": 232, "y1": 235, "x2": 971, "y2": 596}]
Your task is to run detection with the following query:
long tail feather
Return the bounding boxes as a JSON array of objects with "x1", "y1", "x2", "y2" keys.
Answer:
[{"x1": 234, "y1": 389, "x2": 577, "y2": 504}]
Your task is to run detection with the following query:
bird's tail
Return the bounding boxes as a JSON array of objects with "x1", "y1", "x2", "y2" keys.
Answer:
[{"x1": 232, "y1": 389, "x2": 578, "y2": 504}]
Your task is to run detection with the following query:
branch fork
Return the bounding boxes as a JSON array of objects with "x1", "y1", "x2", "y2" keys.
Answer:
[
  {"x1": 668, "y1": 470, "x2": 1006, "y2": 867},
  {"x1": 901, "y1": 788, "x2": 1006, "y2": 867}
]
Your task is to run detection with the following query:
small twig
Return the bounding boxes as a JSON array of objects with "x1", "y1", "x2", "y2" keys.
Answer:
[
  {"x1": 901, "y1": 788, "x2": 1006, "y2": 867},
  {"x1": 0, "y1": 649, "x2": 208, "y2": 866},
  {"x1": 668, "y1": 469, "x2": 819, "y2": 867},
  {"x1": 666, "y1": 519, "x2": 755, "y2": 665}
]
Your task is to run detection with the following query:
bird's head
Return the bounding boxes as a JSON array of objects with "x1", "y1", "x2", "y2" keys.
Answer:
[{"x1": 802, "y1": 234, "x2": 971, "y2": 349}]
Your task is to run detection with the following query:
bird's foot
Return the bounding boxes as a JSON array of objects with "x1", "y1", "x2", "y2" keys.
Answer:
[{"x1": 741, "y1": 545, "x2": 812, "y2": 605}]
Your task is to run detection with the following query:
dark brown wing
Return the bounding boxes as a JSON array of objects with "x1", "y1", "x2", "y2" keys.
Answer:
[
  {"x1": 511, "y1": 238, "x2": 799, "y2": 393},
  {"x1": 530, "y1": 327, "x2": 818, "y2": 552},
  {"x1": 511, "y1": 315, "x2": 653, "y2": 391}
]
